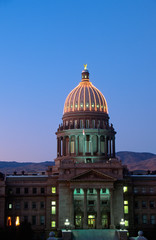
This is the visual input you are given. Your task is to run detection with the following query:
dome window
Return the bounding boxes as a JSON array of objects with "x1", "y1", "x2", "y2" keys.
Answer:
[
  {"x1": 92, "y1": 104, "x2": 94, "y2": 107},
  {"x1": 80, "y1": 103, "x2": 83, "y2": 108},
  {"x1": 75, "y1": 104, "x2": 78, "y2": 108},
  {"x1": 71, "y1": 105, "x2": 73, "y2": 108},
  {"x1": 86, "y1": 103, "x2": 89, "y2": 107},
  {"x1": 97, "y1": 105, "x2": 99, "y2": 108}
]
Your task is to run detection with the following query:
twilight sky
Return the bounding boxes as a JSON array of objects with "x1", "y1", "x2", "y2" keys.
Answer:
[{"x1": 0, "y1": 0, "x2": 156, "y2": 162}]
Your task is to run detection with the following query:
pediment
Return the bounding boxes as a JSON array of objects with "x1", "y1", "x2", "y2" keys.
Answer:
[{"x1": 70, "y1": 169, "x2": 116, "y2": 182}]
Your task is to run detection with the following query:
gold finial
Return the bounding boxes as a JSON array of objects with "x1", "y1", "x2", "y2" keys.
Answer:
[{"x1": 84, "y1": 64, "x2": 87, "y2": 69}]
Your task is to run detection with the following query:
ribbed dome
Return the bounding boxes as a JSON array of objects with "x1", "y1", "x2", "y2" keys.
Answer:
[{"x1": 63, "y1": 66, "x2": 108, "y2": 114}]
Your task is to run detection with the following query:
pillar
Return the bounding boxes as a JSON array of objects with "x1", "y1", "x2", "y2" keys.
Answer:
[
  {"x1": 63, "y1": 136, "x2": 66, "y2": 156},
  {"x1": 109, "y1": 137, "x2": 112, "y2": 158},
  {"x1": 105, "y1": 136, "x2": 108, "y2": 157},
  {"x1": 110, "y1": 189, "x2": 115, "y2": 229},
  {"x1": 91, "y1": 135, "x2": 93, "y2": 156},
  {"x1": 70, "y1": 189, "x2": 75, "y2": 228},
  {"x1": 113, "y1": 136, "x2": 115, "y2": 157},
  {"x1": 69, "y1": 136, "x2": 71, "y2": 155},
  {"x1": 98, "y1": 135, "x2": 101, "y2": 155},
  {"x1": 83, "y1": 189, "x2": 88, "y2": 228},
  {"x1": 76, "y1": 135, "x2": 78, "y2": 156},
  {"x1": 83, "y1": 135, "x2": 85, "y2": 156},
  {"x1": 96, "y1": 188, "x2": 101, "y2": 228},
  {"x1": 59, "y1": 137, "x2": 61, "y2": 157}
]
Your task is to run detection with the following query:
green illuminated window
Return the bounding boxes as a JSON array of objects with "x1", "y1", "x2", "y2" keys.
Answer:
[
  {"x1": 124, "y1": 206, "x2": 128, "y2": 214},
  {"x1": 51, "y1": 221, "x2": 56, "y2": 228},
  {"x1": 8, "y1": 203, "x2": 12, "y2": 209},
  {"x1": 123, "y1": 186, "x2": 128, "y2": 193},
  {"x1": 51, "y1": 206, "x2": 56, "y2": 214},
  {"x1": 125, "y1": 220, "x2": 129, "y2": 226},
  {"x1": 52, "y1": 187, "x2": 56, "y2": 193}
]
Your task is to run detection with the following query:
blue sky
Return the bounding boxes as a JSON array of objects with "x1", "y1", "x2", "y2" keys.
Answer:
[{"x1": 0, "y1": 0, "x2": 156, "y2": 162}]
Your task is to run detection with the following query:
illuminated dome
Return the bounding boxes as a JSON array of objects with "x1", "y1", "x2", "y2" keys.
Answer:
[{"x1": 63, "y1": 65, "x2": 108, "y2": 114}]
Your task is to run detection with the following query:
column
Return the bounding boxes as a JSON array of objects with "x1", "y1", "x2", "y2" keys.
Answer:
[
  {"x1": 69, "y1": 136, "x2": 71, "y2": 155},
  {"x1": 91, "y1": 135, "x2": 93, "y2": 156},
  {"x1": 98, "y1": 135, "x2": 101, "y2": 155},
  {"x1": 57, "y1": 138, "x2": 59, "y2": 157},
  {"x1": 83, "y1": 135, "x2": 85, "y2": 156},
  {"x1": 110, "y1": 189, "x2": 115, "y2": 229},
  {"x1": 76, "y1": 135, "x2": 78, "y2": 156},
  {"x1": 63, "y1": 136, "x2": 66, "y2": 156},
  {"x1": 70, "y1": 189, "x2": 75, "y2": 228},
  {"x1": 83, "y1": 189, "x2": 88, "y2": 228},
  {"x1": 113, "y1": 136, "x2": 115, "y2": 157},
  {"x1": 96, "y1": 188, "x2": 101, "y2": 228},
  {"x1": 59, "y1": 137, "x2": 61, "y2": 157},
  {"x1": 105, "y1": 136, "x2": 108, "y2": 157},
  {"x1": 109, "y1": 137, "x2": 112, "y2": 158}
]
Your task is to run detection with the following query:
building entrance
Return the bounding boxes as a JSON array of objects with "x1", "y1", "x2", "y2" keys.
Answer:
[
  {"x1": 75, "y1": 215, "x2": 82, "y2": 228},
  {"x1": 88, "y1": 215, "x2": 96, "y2": 228}
]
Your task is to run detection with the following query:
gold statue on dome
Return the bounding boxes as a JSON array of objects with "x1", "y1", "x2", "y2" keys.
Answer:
[{"x1": 84, "y1": 64, "x2": 87, "y2": 69}]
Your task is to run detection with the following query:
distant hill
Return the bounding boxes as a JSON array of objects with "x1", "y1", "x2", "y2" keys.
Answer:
[
  {"x1": 0, "y1": 151, "x2": 156, "y2": 174},
  {"x1": 116, "y1": 151, "x2": 156, "y2": 171},
  {"x1": 0, "y1": 161, "x2": 55, "y2": 174}
]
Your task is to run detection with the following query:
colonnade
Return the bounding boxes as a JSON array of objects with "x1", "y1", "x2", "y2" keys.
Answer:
[
  {"x1": 69, "y1": 188, "x2": 115, "y2": 229},
  {"x1": 57, "y1": 135, "x2": 115, "y2": 158}
]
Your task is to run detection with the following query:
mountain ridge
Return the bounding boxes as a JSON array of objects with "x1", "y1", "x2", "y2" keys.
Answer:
[{"x1": 0, "y1": 151, "x2": 156, "y2": 174}]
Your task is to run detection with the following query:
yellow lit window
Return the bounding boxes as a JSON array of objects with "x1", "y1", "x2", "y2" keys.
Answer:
[
  {"x1": 51, "y1": 206, "x2": 56, "y2": 214},
  {"x1": 124, "y1": 206, "x2": 128, "y2": 214},
  {"x1": 7, "y1": 217, "x2": 12, "y2": 226},
  {"x1": 124, "y1": 200, "x2": 128, "y2": 205},
  {"x1": 125, "y1": 220, "x2": 129, "y2": 226},
  {"x1": 15, "y1": 216, "x2": 20, "y2": 226},
  {"x1": 123, "y1": 186, "x2": 128, "y2": 193},
  {"x1": 51, "y1": 201, "x2": 56, "y2": 206},
  {"x1": 52, "y1": 187, "x2": 56, "y2": 193},
  {"x1": 51, "y1": 221, "x2": 56, "y2": 228}
]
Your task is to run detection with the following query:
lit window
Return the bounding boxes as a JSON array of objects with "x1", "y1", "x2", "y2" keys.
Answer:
[
  {"x1": 125, "y1": 220, "x2": 129, "y2": 227},
  {"x1": 7, "y1": 217, "x2": 12, "y2": 226},
  {"x1": 8, "y1": 203, "x2": 12, "y2": 209},
  {"x1": 51, "y1": 206, "x2": 56, "y2": 214},
  {"x1": 52, "y1": 187, "x2": 56, "y2": 194},
  {"x1": 124, "y1": 201, "x2": 128, "y2": 205},
  {"x1": 15, "y1": 216, "x2": 20, "y2": 226},
  {"x1": 86, "y1": 103, "x2": 89, "y2": 107},
  {"x1": 97, "y1": 105, "x2": 99, "y2": 108},
  {"x1": 75, "y1": 104, "x2": 78, "y2": 108},
  {"x1": 123, "y1": 186, "x2": 128, "y2": 193},
  {"x1": 124, "y1": 206, "x2": 128, "y2": 214},
  {"x1": 80, "y1": 103, "x2": 83, "y2": 107},
  {"x1": 51, "y1": 221, "x2": 56, "y2": 228},
  {"x1": 51, "y1": 201, "x2": 56, "y2": 206},
  {"x1": 92, "y1": 103, "x2": 94, "y2": 107}
]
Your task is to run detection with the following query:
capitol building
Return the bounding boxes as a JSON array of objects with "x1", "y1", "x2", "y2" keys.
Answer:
[{"x1": 0, "y1": 66, "x2": 155, "y2": 240}]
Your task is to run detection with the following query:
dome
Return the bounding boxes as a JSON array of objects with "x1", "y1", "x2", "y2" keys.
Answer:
[{"x1": 63, "y1": 65, "x2": 108, "y2": 114}]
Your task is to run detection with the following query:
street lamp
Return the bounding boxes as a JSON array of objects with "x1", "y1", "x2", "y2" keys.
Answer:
[
  {"x1": 64, "y1": 219, "x2": 70, "y2": 231},
  {"x1": 120, "y1": 218, "x2": 125, "y2": 230}
]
